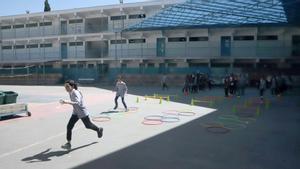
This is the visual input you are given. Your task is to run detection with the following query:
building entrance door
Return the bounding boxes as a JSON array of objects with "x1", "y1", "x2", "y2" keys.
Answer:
[
  {"x1": 157, "y1": 38, "x2": 166, "y2": 57},
  {"x1": 61, "y1": 43, "x2": 67, "y2": 59},
  {"x1": 221, "y1": 36, "x2": 231, "y2": 56}
]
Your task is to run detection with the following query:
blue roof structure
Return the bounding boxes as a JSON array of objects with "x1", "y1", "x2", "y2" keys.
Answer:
[{"x1": 127, "y1": 0, "x2": 290, "y2": 31}]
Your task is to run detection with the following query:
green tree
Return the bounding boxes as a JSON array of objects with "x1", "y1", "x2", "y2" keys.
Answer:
[{"x1": 44, "y1": 0, "x2": 51, "y2": 12}]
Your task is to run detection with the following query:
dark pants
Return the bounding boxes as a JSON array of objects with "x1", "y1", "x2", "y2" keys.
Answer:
[
  {"x1": 67, "y1": 115, "x2": 99, "y2": 141},
  {"x1": 114, "y1": 95, "x2": 127, "y2": 109},
  {"x1": 162, "y1": 83, "x2": 168, "y2": 90},
  {"x1": 260, "y1": 89, "x2": 265, "y2": 100}
]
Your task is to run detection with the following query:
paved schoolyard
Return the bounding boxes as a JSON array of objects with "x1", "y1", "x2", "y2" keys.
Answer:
[{"x1": 0, "y1": 85, "x2": 299, "y2": 169}]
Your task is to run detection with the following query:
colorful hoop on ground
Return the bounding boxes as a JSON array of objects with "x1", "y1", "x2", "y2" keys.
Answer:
[
  {"x1": 161, "y1": 116, "x2": 180, "y2": 123},
  {"x1": 162, "y1": 110, "x2": 180, "y2": 116},
  {"x1": 144, "y1": 115, "x2": 164, "y2": 121},
  {"x1": 92, "y1": 116, "x2": 111, "y2": 122},
  {"x1": 206, "y1": 126, "x2": 230, "y2": 134},
  {"x1": 178, "y1": 111, "x2": 196, "y2": 116},
  {"x1": 142, "y1": 120, "x2": 163, "y2": 125}
]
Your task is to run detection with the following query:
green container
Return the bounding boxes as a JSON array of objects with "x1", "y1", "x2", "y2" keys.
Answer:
[
  {"x1": 3, "y1": 91, "x2": 18, "y2": 104},
  {"x1": 0, "y1": 92, "x2": 5, "y2": 105}
]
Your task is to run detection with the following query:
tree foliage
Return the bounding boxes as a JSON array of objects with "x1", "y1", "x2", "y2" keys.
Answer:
[{"x1": 44, "y1": 0, "x2": 51, "y2": 12}]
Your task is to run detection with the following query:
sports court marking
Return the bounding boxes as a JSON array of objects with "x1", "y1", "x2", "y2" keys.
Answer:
[{"x1": 0, "y1": 126, "x2": 83, "y2": 160}]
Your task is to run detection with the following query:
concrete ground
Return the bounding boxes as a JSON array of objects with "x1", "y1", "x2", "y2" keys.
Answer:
[{"x1": 0, "y1": 85, "x2": 299, "y2": 169}]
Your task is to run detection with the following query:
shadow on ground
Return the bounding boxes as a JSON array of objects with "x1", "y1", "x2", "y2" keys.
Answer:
[{"x1": 21, "y1": 142, "x2": 98, "y2": 163}]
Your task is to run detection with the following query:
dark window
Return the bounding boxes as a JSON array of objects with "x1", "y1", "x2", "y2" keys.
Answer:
[
  {"x1": 40, "y1": 43, "x2": 52, "y2": 48},
  {"x1": 233, "y1": 36, "x2": 254, "y2": 41},
  {"x1": 168, "y1": 37, "x2": 187, "y2": 42},
  {"x1": 257, "y1": 35, "x2": 278, "y2": 40},
  {"x1": 39, "y1": 22, "x2": 52, "y2": 26},
  {"x1": 168, "y1": 63, "x2": 177, "y2": 67},
  {"x1": 110, "y1": 15, "x2": 126, "y2": 21},
  {"x1": 2, "y1": 46, "x2": 12, "y2": 50},
  {"x1": 70, "y1": 64, "x2": 77, "y2": 68},
  {"x1": 62, "y1": 65, "x2": 68, "y2": 68},
  {"x1": 147, "y1": 63, "x2": 155, "y2": 67},
  {"x1": 14, "y1": 45, "x2": 25, "y2": 49},
  {"x1": 13, "y1": 24, "x2": 25, "y2": 29},
  {"x1": 121, "y1": 63, "x2": 127, "y2": 68},
  {"x1": 69, "y1": 42, "x2": 83, "y2": 46},
  {"x1": 26, "y1": 44, "x2": 39, "y2": 48},
  {"x1": 129, "y1": 14, "x2": 146, "y2": 19},
  {"x1": 1, "y1": 25, "x2": 11, "y2": 30},
  {"x1": 129, "y1": 39, "x2": 146, "y2": 43},
  {"x1": 110, "y1": 40, "x2": 127, "y2": 44},
  {"x1": 69, "y1": 19, "x2": 83, "y2": 24},
  {"x1": 189, "y1": 37, "x2": 209, "y2": 41},
  {"x1": 78, "y1": 64, "x2": 84, "y2": 68},
  {"x1": 26, "y1": 23, "x2": 38, "y2": 28},
  {"x1": 88, "y1": 64, "x2": 94, "y2": 68},
  {"x1": 45, "y1": 65, "x2": 53, "y2": 69}
]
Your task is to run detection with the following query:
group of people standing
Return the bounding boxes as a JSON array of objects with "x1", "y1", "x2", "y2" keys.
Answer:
[
  {"x1": 223, "y1": 73, "x2": 293, "y2": 102},
  {"x1": 182, "y1": 73, "x2": 213, "y2": 94},
  {"x1": 223, "y1": 74, "x2": 247, "y2": 97}
]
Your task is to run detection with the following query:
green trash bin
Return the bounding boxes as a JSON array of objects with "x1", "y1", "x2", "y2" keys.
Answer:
[
  {"x1": 0, "y1": 92, "x2": 5, "y2": 105},
  {"x1": 3, "y1": 91, "x2": 18, "y2": 104}
]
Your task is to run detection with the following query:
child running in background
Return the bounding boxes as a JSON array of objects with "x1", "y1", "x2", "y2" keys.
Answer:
[
  {"x1": 113, "y1": 77, "x2": 128, "y2": 111},
  {"x1": 60, "y1": 80, "x2": 103, "y2": 150}
]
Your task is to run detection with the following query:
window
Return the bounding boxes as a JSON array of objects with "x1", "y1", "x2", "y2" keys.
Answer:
[
  {"x1": 45, "y1": 65, "x2": 53, "y2": 69},
  {"x1": 69, "y1": 19, "x2": 83, "y2": 24},
  {"x1": 26, "y1": 44, "x2": 39, "y2": 48},
  {"x1": 40, "y1": 43, "x2": 52, "y2": 48},
  {"x1": 1, "y1": 25, "x2": 11, "y2": 30},
  {"x1": 233, "y1": 36, "x2": 254, "y2": 41},
  {"x1": 110, "y1": 15, "x2": 126, "y2": 21},
  {"x1": 110, "y1": 40, "x2": 127, "y2": 44},
  {"x1": 257, "y1": 35, "x2": 278, "y2": 40},
  {"x1": 168, "y1": 37, "x2": 187, "y2": 42},
  {"x1": 39, "y1": 22, "x2": 52, "y2": 26},
  {"x1": 189, "y1": 37, "x2": 209, "y2": 41},
  {"x1": 147, "y1": 63, "x2": 155, "y2": 67},
  {"x1": 13, "y1": 24, "x2": 25, "y2": 29},
  {"x1": 168, "y1": 63, "x2": 177, "y2": 67},
  {"x1": 129, "y1": 14, "x2": 146, "y2": 19},
  {"x1": 129, "y1": 39, "x2": 146, "y2": 43},
  {"x1": 2, "y1": 46, "x2": 12, "y2": 50},
  {"x1": 69, "y1": 42, "x2": 83, "y2": 46},
  {"x1": 88, "y1": 64, "x2": 94, "y2": 68},
  {"x1": 70, "y1": 64, "x2": 77, "y2": 68},
  {"x1": 121, "y1": 63, "x2": 127, "y2": 68},
  {"x1": 26, "y1": 23, "x2": 38, "y2": 28},
  {"x1": 14, "y1": 45, "x2": 25, "y2": 49}
]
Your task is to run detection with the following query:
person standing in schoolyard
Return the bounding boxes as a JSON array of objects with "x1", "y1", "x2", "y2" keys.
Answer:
[
  {"x1": 258, "y1": 77, "x2": 267, "y2": 103},
  {"x1": 60, "y1": 80, "x2": 103, "y2": 150},
  {"x1": 113, "y1": 77, "x2": 128, "y2": 111},
  {"x1": 161, "y1": 74, "x2": 168, "y2": 90}
]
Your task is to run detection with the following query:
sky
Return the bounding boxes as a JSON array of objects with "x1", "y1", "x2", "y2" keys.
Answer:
[{"x1": 0, "y1": 0, "x2": 150, "y2": 16}]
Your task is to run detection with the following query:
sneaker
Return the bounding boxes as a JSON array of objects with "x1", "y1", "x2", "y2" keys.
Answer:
[
  {"x1": 97, "y1": 128, "x2": 103, "y2": 138},
  {"x1": 113, "y1": 106, "x2": 117, "y2": 110},
  {"x1": 125, "y1": 108, "x2": 129, "y2": 112},
  {"x1": 61, "y1": 142, "x2": 71, "y2": 150}
]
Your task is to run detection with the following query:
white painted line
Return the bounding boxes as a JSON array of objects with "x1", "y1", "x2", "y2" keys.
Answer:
[{"x1": 0, "y1": 126, "x2": 83, "y2": 159}]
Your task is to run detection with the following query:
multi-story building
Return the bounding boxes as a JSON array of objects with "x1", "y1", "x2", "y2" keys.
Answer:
[{"x1": 0, "y1": 0, "x2": 299, "y2": 84}]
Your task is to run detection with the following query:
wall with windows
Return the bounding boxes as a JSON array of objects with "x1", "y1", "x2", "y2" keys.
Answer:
[{"x1": 67, "y1": 41, "x2": 85, "y2": 59}]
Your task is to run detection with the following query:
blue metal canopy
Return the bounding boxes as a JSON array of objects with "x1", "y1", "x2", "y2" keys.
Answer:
[{"x1": 126, "y1": 0, "x2": 291, "y2": 31}]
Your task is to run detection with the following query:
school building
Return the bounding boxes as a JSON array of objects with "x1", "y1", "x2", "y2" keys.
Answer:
[{"x1": 0, "y1": 0, "x2": 299, "y2": 85}]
